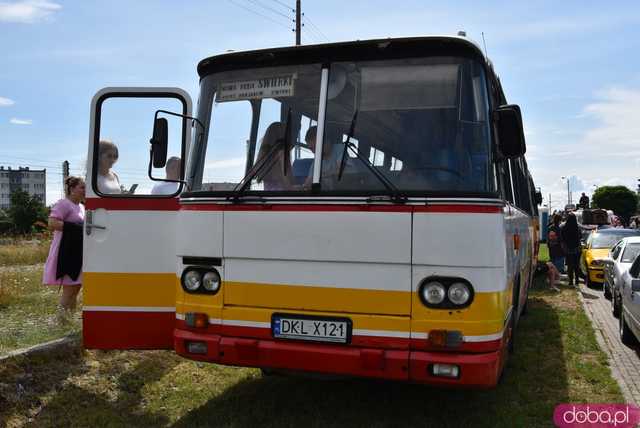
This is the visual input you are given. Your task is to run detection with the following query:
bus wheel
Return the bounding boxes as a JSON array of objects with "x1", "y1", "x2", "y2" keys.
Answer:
[{"x1": 261, "y1": 368, "x2": 277, "y2": 377}]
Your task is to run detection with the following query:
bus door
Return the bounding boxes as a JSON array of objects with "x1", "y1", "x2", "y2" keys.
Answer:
[{"x1": 83, "y1": 87, "x2": 191, "y2": 349}]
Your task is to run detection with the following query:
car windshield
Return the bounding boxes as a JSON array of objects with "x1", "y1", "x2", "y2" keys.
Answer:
[
  {"x1": 189, "y1": 56, "x2": 495, "y2": 195},
  {"x1": 591, "y1": 232, "x2": 640, "y2": 249},
  {"x1": 622, "y1": 243, "x2": 640, "y2": 263}
]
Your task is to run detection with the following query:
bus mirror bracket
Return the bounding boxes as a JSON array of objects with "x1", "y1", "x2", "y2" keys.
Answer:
[
  {"x1": 148, "y1": 109, "x2": 205, "y2": 185},
  {"x1": 495, "y1": 104, "x2": 526, "y2": 159}
]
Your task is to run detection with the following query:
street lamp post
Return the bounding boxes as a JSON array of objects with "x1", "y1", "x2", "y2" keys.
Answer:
[{"x1": 561, "y1": 176, "x2": 571, "y2": 206}]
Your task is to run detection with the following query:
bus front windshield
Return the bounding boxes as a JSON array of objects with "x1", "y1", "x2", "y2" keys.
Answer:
[{"x1": 191, "y1": 56, "x2": 495, "y2": 195}]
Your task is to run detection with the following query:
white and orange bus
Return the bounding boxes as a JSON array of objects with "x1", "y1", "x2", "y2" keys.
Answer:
[{"x1": 83, "y1": 36, "x2": 538, "y2": 388}]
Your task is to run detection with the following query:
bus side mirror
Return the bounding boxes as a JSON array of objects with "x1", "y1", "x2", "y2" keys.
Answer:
[
  {"x1": 150, "y1": 117, "x2": 168, "y2": 168},
  {"x1": 495, "y1": 104, "x2": 526, "y2": 158}
]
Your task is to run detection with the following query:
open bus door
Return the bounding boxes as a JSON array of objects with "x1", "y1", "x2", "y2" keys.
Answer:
[{"x1": 83, "y1": 87, "x2": 192, "y2": 349}]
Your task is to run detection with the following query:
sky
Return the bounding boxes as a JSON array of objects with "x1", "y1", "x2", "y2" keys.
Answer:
[{"x1": 0, "y1": 0, "x2": 639, "y2": 208}]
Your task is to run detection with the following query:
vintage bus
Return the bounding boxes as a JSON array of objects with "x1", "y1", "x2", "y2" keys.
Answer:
[{"x1": 83, "y1": 35, "x2": 539, "y2": 388}]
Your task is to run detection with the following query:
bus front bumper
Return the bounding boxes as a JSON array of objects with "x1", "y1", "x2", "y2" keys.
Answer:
[{"x1": 174, "y1": 329, "x2": 504, "y2": 388}]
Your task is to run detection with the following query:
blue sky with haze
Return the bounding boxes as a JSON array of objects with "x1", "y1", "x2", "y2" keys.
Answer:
[{"x1": 1, "y1": 0, "x2": 639, "y2": 207}]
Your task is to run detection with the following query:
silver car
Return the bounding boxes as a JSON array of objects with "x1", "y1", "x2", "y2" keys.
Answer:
[
  {"x1": 605, "y1": 236, "x2": 640, "y2": 317},
  {"x1": 618, "y1": 251, "x2": 640, "y2": 346}
]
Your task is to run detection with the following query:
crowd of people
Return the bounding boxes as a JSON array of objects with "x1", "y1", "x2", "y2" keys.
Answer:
[{"x1": 547, "y1": 212, "x2": 584, "y2": 288}]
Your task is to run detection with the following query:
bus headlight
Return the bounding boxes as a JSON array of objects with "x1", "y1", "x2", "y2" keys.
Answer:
[
  {"x1": 448, "y1": 282, "x2": 471, "y2": 305},
  {"x1": 182, "y1": 270, "x2": 202, "y2": 292},
  {"x1": 422, "y1": 281, "x2": 446, "y2": 305},
  {"x1": 202, "y1": 270, "x2": 221, "y2": 292},
  {"x1": 418, "y1": 277, "x2": 475, "y2": 309}
]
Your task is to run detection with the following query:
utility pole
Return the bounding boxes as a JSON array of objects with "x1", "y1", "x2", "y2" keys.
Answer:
[
  {"x1": 62, "y1": 160, "x2": 69, "y2": 197},
  {"x1": 295, "y1": 0, "x2": 301, "y2": 45},
  {"x1": 548, "y1": 193, "x2": 552, "y2": 213}
]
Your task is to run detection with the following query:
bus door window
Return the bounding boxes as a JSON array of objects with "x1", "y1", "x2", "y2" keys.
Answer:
[{"x1": 95, "y1": 97, "x2": 185, "y2": 196}]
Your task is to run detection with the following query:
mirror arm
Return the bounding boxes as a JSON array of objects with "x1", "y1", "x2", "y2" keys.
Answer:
[{"x1": 148, "y1": 110, "x2": 204, "y2": 190}]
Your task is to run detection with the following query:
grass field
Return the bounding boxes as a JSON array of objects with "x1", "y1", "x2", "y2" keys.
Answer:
[
  {"x1": 0, "y1": 241, "x2": 50, "y2": 267},
  {"x1": 0, "y1": 265, "x2": 81, "y2": 355},
  {"x1": 0, "y1": 270, "x2": 623, "y2": 427}
]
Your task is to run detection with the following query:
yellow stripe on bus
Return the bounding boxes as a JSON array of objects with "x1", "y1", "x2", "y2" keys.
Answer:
[
  {"x1": 85, "y1": 272, "x2": 508, "y2": 337},
  {"x1": 223, "y1": 281, "x2": 411, "y2": 315},
  {"x1": 83, "y1": 272, "x2": 178, "y2": 307}
]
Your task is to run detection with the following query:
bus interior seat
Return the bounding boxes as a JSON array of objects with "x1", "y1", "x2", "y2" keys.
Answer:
[{"x1": 291, "y1": 158, "x2": 313, "y2": 185}]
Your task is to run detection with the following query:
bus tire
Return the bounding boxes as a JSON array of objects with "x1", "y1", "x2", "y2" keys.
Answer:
[{"x1": 261, "y1": 368, "x2": 277, "y2": 377}]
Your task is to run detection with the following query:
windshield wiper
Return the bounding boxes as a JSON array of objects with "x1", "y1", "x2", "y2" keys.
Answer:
[
  {"x1": 231, "y1": 108, "x2": 292, "y2": 201},
  {"x1": 338, "y1": 109, "x2": 358, "y2": 180},
  {"x1": 282, "y1": 108, "x2": 292, "y2": 177},
  {"x1": 337, "y1": 110, "x2": 407, "y2": 203}
]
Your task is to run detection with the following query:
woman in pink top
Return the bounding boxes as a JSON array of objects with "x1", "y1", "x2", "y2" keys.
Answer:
[{"x1": 42, "y1": 176, "x2": 86, "y2": 313}]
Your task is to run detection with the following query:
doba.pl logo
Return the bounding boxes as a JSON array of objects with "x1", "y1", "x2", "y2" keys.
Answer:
[{"x1": 554, "y1": 404, "x2": 640, "y2": 427}]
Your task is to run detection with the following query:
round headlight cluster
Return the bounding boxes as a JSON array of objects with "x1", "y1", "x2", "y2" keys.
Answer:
[
  {"x1": 419, "y1": 278, "x2": 473, "y2": 308},
  {"x1": 181, "y1": 267, "x2": 221, "y2": 294}
]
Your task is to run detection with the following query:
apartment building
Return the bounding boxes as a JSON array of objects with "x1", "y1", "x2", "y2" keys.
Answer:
[{"x1": 0, "y1": 166, "x2": 46, "y2": 210}]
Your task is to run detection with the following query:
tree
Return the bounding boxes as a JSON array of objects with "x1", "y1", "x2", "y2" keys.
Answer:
[
  {"x1": 7, "y1": 189, "x2": 48, "y2": 234},
  {"x1": 592, "y1": 186, "x2": 639, "y2": 224}
]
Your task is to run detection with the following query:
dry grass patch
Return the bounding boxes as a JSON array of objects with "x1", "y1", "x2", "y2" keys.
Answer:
[{"x1": 0, "y1": 241, "x2": 50, "y2": 267}]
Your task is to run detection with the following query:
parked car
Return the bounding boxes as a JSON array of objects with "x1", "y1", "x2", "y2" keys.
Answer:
[
  {"x1": 604, "y1": 237, "x2": 640, "y2": 316},
  {"x1": 618, "y1": 254, "x2": 640, "y2": 346},
  {"x1": 581, "y1": 229, "x2": 640, "y2": 288}
]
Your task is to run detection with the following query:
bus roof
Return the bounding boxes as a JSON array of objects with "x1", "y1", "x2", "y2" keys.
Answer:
[{"x1": 197, "y1": 36, "x2": 488, "y2": 78}]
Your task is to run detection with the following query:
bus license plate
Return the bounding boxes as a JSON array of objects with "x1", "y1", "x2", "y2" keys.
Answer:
[{"x1": 272, "y1": 315, "x2": 350, "y2": 344}]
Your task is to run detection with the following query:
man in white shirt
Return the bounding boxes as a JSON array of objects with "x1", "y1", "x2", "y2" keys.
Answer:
[{"x1": 151, "y1": 156, "x2": 180, "y2": 195}]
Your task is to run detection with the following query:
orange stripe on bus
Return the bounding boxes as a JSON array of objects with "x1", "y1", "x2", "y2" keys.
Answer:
[
  {"x1": 84, "y1": 272, "x2": 178, "y2": 307},
  {"x1": 223, "y1": 281, "x2": 411, "y2": 316}
]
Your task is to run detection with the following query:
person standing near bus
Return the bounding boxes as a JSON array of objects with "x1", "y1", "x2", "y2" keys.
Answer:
[
  {"x1": 561, "y1": 213, "x2": 582, "y2": 286},
  {"x1": 579, "y1": 192, "x2": 589, "y2": 209},
  {"x1": 548, "y1": 214, "x2": 565, "y2": 274},
  {"x1": 42, "y1": 176, "x2": 86, "y2": 320}
]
